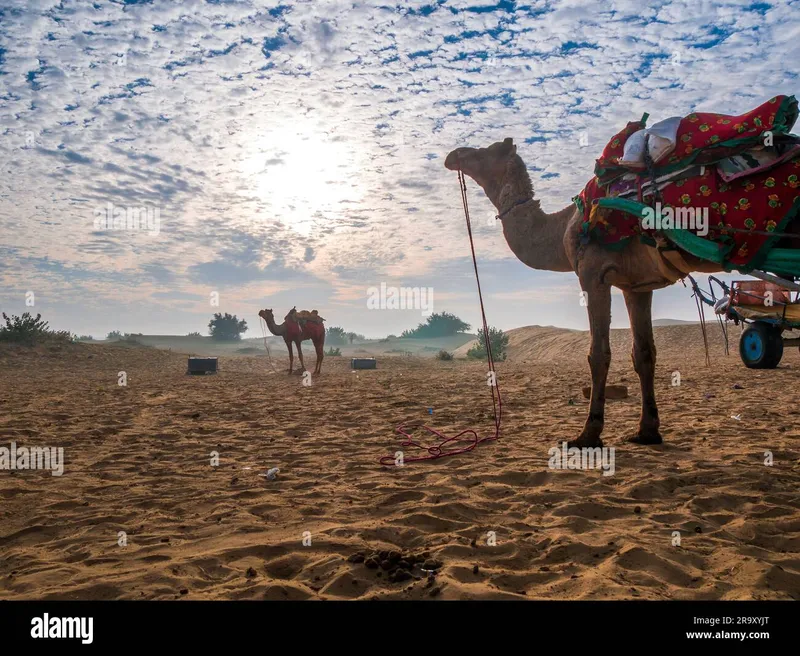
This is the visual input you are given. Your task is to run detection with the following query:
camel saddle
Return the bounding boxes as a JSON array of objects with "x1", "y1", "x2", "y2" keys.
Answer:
[
  {"x1": 575, "y1": 95, "x2": 800, "y2": 277},
  {"x1": 285, "y1": 307, "x2": 325, "y2": 325}
]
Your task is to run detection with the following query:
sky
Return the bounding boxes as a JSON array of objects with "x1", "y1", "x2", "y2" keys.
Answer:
[{"x1": 1, "y1": 0, "x2": 798, "y2": 338}]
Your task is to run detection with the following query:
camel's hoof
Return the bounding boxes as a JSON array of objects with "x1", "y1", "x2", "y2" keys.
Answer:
[
  {"x1": 567, "y1": 436, "x2": 604, "y2": 449},
  {"x1": 626, "y1": 432, "x2": 663, "y2": 445}
]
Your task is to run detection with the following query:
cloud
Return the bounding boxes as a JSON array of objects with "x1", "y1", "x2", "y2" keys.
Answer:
[{"x1": 0, "y1": 0, "x2": 793, "y2": 334}]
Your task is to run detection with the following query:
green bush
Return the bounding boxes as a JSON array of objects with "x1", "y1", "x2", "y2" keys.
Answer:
[
  {"x1": 467, "y1": 326, "x2": 508, "y2": 361},
  {"x1": 106, "y1": 330, "x2": 122, "y2": 341},
  {"x1": 0, "y1": 312, "x2": 72, "y2": 346},
  {"x1": 208, "y1": 313, "x2": 248, "y2": 341},
  {"x1": 326, "y1": 326, "x2": 347, "y2": 345},
  {"x1": 435, "y1": 350, "x2": 454, "y2": 361},
  {"x1": 401, "y1": 312, "x2": 470, "y2": 338},
  {"x1": 325, "y1": 347, "x2": 342, "y2": 356}
]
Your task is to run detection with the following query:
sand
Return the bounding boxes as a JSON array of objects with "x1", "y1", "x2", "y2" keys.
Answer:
[{"x1": 1, "y1": 325, "x2": 799, "y2": 600}]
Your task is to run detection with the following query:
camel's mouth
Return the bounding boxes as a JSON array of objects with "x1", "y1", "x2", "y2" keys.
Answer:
[{"x1": 444, "y1": 148, "x2": 467, "y2": 171}]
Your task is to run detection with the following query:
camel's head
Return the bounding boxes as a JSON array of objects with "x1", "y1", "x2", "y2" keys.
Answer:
[
  {"x1": 258, "y1": 308, "x2": 274, "y2": 322},
  {"x1": 444, "y1": 137, "x2": 517, "y2": 189}
]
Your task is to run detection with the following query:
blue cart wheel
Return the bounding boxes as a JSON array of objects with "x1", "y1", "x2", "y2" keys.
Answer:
[{"x1": 739, "y1": 322, "x2": 784, "y2": 369}]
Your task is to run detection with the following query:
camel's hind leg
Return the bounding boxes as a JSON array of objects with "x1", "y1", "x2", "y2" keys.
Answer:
[
  {"x1": 624, "y1": 290, "x2": 662, "y2": 444},
  {"x1": 314, "y1": 337, "x2": 324, "y2": 375},
  {"x1": 570, "y1": 276, "x2": 611, "y2": 448}
]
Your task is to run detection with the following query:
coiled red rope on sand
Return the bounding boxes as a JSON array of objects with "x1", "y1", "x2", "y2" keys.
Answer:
[{"x1": 379, "y1": 171, "x2": 502, "y2": 466}]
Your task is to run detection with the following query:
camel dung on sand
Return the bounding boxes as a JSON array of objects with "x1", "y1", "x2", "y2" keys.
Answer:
[
  {"x1": 259, "y1": 307, "x2": 326, "y2": 375},
  {"x1": 445, "y1": 135, "x2": 799, "y2": 449}
]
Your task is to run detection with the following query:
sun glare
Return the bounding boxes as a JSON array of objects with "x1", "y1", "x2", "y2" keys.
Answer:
[{"x1": 241, "y1": 123, "x2": 360, "y2": 235}]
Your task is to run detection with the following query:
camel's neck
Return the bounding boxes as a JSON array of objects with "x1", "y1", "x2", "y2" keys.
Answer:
[
  {"x1": 488, "y1": 156, "x2": 574, "y2": 273},
  {"x1": 265, "y1": 315, "x2": 285, "y2": 336}
]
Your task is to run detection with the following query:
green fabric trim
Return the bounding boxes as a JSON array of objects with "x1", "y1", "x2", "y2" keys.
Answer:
[
  {"x1": 596, "y1": 197, "x2": 650, "y2": 216},
  {"x1": 641, "y1": 112, "x2": 649, "y2": 127},
  {"x1": 588, "y1": 180, "x2": 800, "y2": 275},
  {"x1": 761, "y1": 248, "x2": 800, "y2": 277},
  {"x1": 593, "y1": 197, "x2": 735, "y2": 265},
  {"x1": 661, "y1": 228, "x2": 731, "y2": 265},
  {"x1": 773, "y1": 95, "x2": 799, "y2": 134},
  {"x1": 573, "y1": 194, "x2": 585, "y2": 214}
]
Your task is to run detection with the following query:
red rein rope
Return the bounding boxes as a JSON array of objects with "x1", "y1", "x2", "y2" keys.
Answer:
[{"x1": 379, "y1": 171, "x2": 503, "y2": 466}]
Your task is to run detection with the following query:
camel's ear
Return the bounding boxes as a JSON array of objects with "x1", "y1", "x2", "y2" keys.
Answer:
[{"x1": 503, "y1": 137, "x2": 513, "y2": 146}]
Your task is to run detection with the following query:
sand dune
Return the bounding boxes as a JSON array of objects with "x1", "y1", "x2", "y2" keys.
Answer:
[{"x1": 0, "y1": 327, "x2": 798, "y2": 600}]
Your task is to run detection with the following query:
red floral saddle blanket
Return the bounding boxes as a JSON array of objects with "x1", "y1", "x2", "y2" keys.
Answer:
[
  {"x1": 575, "y1": 95, "x2": 800, "y2": 269},
  {"x1": 284, "y1": 308, "x2": 325, "y2": 339}
]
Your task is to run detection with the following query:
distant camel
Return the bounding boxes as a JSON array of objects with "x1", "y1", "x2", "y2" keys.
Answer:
[{"x1": 259, "y1": 307, "x2": 325, "y2": 375}]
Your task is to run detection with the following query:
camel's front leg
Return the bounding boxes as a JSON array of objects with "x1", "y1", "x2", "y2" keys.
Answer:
[
  {"x1": 570, "y1": 279, "x2": 612, "y2": 448},
  {"x1": 296, "y1": 341, "x2": 307, "y2": 372},
  {"x1": 286, "y1": 339, "x2": 294, "y2": 374},
  {"x1": 623, "y1": 290, "x2": 663, "y2": 444}
]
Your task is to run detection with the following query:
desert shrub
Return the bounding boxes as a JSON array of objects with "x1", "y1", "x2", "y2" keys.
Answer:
[
  {"x1": 208, "y1": 313, "x2": 248, "y2": 341},
  {"x1": 466, "y1": 326, "x2": 508, "y2": 361},
  {"x1": 401, "y1": 312, "x2": 470, "y2": 338},
  {"x1": 106, "y1": 330, "x2": 122, "y2": 340},
  {"x1": 0, "y1": 312, "x2": 72, "y2": 346},
  {"x1": 187, "y1": 331, "x2": 202, "y2": 337},
  {"x1": 435, "y1": 350, "x2": 453, "y2": 361},
  {"x1": 326, "y1": 326, "x2": 346, "y2": 345},
  {"x1": 325, "y1": 347, "x2": 342, "y2": 356},
  {"x1": 77, "y1": 335, "x2": 94, "y2": 341}
]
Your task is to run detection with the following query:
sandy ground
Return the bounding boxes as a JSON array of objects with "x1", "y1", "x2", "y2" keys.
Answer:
[{"x1": 1, "y1": 325, "x2": 799, "y2": 600}]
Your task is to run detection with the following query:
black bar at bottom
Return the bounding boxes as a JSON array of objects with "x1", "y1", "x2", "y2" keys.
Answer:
[{"x1": 0, "y1": 600, "x2": 793, "y2": 648}]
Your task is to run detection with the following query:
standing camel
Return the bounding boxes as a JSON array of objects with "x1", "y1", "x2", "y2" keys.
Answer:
[
  {"x1": 259, "y1": 308, "x2": 325, "y2": 375},
  {"x1": 445, "y1": 138, "x2": 798, "y2": 448}
]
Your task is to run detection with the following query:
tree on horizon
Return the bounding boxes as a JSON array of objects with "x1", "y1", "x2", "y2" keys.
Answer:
[
  {"x1": 208, "y1": 313, "x2": 248, "y2": 341},
  {"x1": 401, "y1": 312, "x2": 470, "y2": 339}
]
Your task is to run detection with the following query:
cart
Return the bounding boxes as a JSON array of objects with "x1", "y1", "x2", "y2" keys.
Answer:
[{"x1": 716, "y1": 280, "x2": 800, "y2": 368}]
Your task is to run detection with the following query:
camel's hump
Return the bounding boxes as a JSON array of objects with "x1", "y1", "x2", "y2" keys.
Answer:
[{"x1": 294, "y1": 310, "x2": 325, "y2": 323}]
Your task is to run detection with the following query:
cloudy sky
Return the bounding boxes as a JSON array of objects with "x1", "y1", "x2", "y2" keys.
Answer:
[{"x1": 1, "y1": 0, "x2": 798, "y2": 338}]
